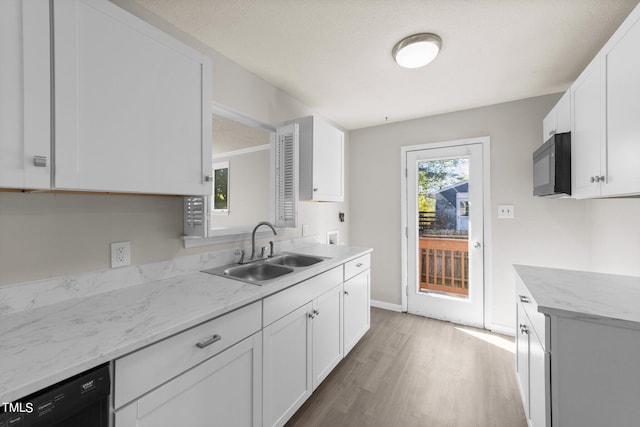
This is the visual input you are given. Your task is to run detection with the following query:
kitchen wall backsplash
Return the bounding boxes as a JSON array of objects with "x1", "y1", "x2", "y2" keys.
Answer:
[{"x1": 0, "y1": 235, "x2": 320, "y2": 316}]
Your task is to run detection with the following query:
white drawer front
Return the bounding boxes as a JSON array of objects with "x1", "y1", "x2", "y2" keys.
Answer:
[
  {"x1": 263, "y1": 266, "x2": 343, "y2": 326},
  {"x1": 344, "y1": 254, "x2": 371, "y2": 281},
  {"x1": 516, "y1": 275, "x2": 546, "y2": 350},
  {"x1": 114, "y1": 301, "x2": 262, "y2": 408}
]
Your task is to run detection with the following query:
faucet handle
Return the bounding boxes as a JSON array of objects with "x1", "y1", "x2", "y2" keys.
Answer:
[{"x1": 235, "y1": 248, "x2": 245, "y2": 264}]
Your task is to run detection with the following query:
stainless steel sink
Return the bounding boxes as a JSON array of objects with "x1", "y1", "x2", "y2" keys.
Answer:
[
  {"x1": 209, "y1": 262, "x2": 294, "y2": 283},
  {"x1": 266, "y1": 253, "x2": 324, "y2": 268},
  {"x1": 202, "y1": 252, "x2": 329, "y2": 285}
]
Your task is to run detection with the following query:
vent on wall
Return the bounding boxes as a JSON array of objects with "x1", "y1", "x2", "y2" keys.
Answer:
[{"x1": 271, "y1": 123, "x2": 299, "y2": 228}]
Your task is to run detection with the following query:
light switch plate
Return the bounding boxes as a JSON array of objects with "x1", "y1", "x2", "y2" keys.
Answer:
[{"x1": 497, "y1": 204, "x2": 515, "y2": 219}]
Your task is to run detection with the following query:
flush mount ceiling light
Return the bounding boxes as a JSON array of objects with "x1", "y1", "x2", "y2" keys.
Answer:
[{"x1": 392, "y1": 33, "x2": 442, "y2": 69}]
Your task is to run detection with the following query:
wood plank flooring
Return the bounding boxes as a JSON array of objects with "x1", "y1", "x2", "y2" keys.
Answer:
[{"x1": 286, "y1": 307, "x2": 527, "y2": 427}]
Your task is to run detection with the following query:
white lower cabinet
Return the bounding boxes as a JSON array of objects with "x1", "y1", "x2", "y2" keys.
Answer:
[
  {"x1": 262, "y1": 267, "x2": 344, "y2": 427},
  {"x1": 262, "y1": 303, "x2": 312, "y2": 427},
  {"x1": 113, "y1": 302, "x2": 263, "y2": 427},
  {"x1": 115, "y1": 333, "x2": 262, "y2": 427},
  {"x1": 113, "y1": 254, "x2": 372, "y2": 427},
  {"x1": 343, "y1": 258, "x2": 370, "y2": 355}
]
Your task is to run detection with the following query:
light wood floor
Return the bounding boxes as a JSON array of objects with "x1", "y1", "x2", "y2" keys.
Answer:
[{"x1": 286, "y1": 307, "x2": 527, "y2": 427}]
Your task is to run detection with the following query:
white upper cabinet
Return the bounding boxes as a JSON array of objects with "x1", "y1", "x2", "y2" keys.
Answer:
[
  {"x1": 52, "y1": 0, "x2": 212, "y2": 195},
  {"x1": 571, "y1": 55, "x2": 605, "y2": 199},
  {"x1": 602, "y1": 6, "x2": 640, "y2": 197},
  {"x1": 0, "y1": 0, "x2": 51, "y2": 190},
  {"x1": 289, "y1": 116, "x2": 344, "y2": 202},
  {"x1": 542, "y1": 90, "x2": 571, "y2": 142},
  {"x1": 569, "y1": 3, "x2": 640, "y2": 199}
]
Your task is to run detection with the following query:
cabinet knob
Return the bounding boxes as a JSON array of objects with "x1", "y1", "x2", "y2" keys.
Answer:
[
  {"x1": 519, "y1": 324, "x2": 529, "y2": 335},
  {"x1": 518, "y1": 295, "x2": 529, "y2": 303},
  {"x1": 313, "y1": 309, "x2": 320, "y2": 316},
  {"x1": 344, "y1": 290, "x2": 350, "y2": 295},
  {"x1": 313, "y1": 188, "x2": 318, "y2": 192},
  {"x1": 33, "y1": 156, "x2": 47, "y2": 167},
  {"x1": 590, "y1": 176, "x2": 595, "y2": 183},
  {"x1": 205, "y1": 175, "x2": 214, "y2": 182},
  {"x1": 599, "y1": 175, "x2": 605, "y2": 182},
  {"x1": 308, "y1": 312, "x2": 316, "y2": 319}
]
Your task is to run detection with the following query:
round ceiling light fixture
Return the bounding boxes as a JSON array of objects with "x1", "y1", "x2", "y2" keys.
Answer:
[{"x1": 392, "y1": 33, "x2": 442, "y2": 69}]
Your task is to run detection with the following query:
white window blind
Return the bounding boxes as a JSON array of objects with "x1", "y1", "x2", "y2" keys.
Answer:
[
  {"x1": 271, "y1": 123, "x2": 299, "y2": 228},
  {"x1": 183, "y1": 195, "x2": 208, "y2": 236}
]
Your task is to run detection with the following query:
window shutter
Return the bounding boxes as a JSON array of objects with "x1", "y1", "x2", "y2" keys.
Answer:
[
  {"x1": 183, "y1": 196, "x2": 209, "y2": 236},
  {"x1": 271, "y1": 123, "x2": 299, "y2": 228}
]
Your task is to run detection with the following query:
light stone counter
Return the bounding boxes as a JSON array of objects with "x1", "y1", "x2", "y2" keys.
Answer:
[
  {"x1": 0, "y1": 243, "x2": 371, "y2": 403},
  {"x1": 514, "y1": 264, "x2": 640, "y2": 328}
]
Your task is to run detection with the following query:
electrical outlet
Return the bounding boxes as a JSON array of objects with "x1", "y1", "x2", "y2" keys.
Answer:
[
  {"x1": 111, "y1": 241, "x2": 131, "y2": 268},
  {"x1": 497, "y1": 204, "x2": 515, "y2": 219}
]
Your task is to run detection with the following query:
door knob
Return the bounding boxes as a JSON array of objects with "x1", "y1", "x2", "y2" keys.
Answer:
[{"x1": 473, "y1": 241, "x2": 481, "y2": 249}]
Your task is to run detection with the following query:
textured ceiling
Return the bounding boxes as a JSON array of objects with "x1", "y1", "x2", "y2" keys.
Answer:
[
  {"x1": 212, "y1": 114, "x2": 269, "y2": 155},
  {"x1": 136, "y1": 0, "x2": 640, "y2": 130}
]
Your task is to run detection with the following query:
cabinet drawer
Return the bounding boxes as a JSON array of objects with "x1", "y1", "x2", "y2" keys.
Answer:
[
  {"x1": 516, "y1": 276, "x2": 547, "y2": 350},
  {"x1": 263, "y1": 266, "x2": 343, "y2": 326},
  {"x1": 114, "y1": 301, "x2": 261, "y2": 408},
  {"x1": 344, "y1": 254, "x2": 371, "y2": 281}
]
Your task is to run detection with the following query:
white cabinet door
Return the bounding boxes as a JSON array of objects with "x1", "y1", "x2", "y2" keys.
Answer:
[
  {"x1": 53, "y1": 0, "x2": 211, "y2": 195},
  {"x1": 556, "y1": 90, "x2": 571, "y2": 134},
  {"x1": 0, "y1": 0, "x2": 51, "y2": 189},
  {"x1": 529, "y1": 332, "x2": 548, "y2": 427},
  {"x1": 571, "y1": 56, "x2": 605, "y2": 199},
  {"x1": 114, "y1": 333, "x2": 262, "y2": 427},
  {"x1": 603, "y1": 12, "x2": 640, "y2": 197},
  {"x1": 311, "y1": 118, "x2": 344, "y2": 201},
  {"x1": 263, "y1": 303, "x2": 312, "y2": 427},
  {"x1": 294, "y1": 116, "x2": 344, "y2": 202},
  {"x1": 312, "y1": 284, "x2": 343, "y2": 389},
  {"x1": 515, "y1": 302, "x2": 530, "y2": 420},
  {"x1": 343, "y1": 269, "x2": 370, "y2": 355}
]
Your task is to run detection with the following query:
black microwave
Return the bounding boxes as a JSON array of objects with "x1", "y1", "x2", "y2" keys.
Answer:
[{"x1": 533, "y1": 132, "x2": 571, "y2": 197}]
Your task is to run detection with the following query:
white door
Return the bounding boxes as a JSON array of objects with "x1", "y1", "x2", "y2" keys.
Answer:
[
  {"x1": 405, "y1": 141, "x2": 485, "y2": 327},
  {"x1": 311, "y1": 284, "x2": 343, "y2": 390},
  {"x1": 262, "y1": 303, "x2": 312, "y2": 427}
]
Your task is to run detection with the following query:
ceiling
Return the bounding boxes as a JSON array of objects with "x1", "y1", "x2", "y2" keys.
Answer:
[{"x1": 135, "y1": 0, "x2": 640, "y2": 130}]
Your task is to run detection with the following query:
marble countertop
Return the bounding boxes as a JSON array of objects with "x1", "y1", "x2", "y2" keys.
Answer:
[
  {"x1": 0, "y1": 244, "x2": 371, "y2": 403},
  {"x1": 514, "y1": 264, "x2": 640, "y2": 328}
]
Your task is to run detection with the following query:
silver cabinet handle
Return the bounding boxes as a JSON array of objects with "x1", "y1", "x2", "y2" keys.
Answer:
[
  {"x1": 519, "y1": 324, "x2": 529, "y2": 335},
  {"x1": 196, "y1": 334, "x2": 221, "y2": 349},
  {"x1": 518, "y1": 295, "x2": 529, "y2": 303},
  {"x1": 473, "y1": 241, "x2": 481, "y2": 249},
  {"x1": 599, "y1": 176, "x2": 605, "y2": 182},
  {"x1": 356, "y1": 263, "x2": 363, "y2": 268},
  {"x1": 33, "y1": 156, "x2": 47, "y2": 167},
  {"x1": 205, "y1": 175, "x2": 214, "y2": 182},
  {"x1": 590, "y1": 176, "x2": 596, "y2": 183},
  {"x1": 344, "y1": 290, "x2": 350, "y2": 295},
  {"x1": 308, "y1": 312, "x2": 315, "y2": 319},
  {"x1": 313, "y1": 309, "x2": 320, "y2": 316},
  {"x1": 313, "y1": 188, "x2": 318, "y2": 192}
]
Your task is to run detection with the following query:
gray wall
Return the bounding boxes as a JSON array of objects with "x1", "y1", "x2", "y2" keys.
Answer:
[{"x1": 348, "y1": 94, "x2": 590, "y2": 331}]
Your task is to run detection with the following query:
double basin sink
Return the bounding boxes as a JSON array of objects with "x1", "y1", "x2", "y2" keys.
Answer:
[{"x1": 201, "y1": 253, "x2": 327, "y2": 285}]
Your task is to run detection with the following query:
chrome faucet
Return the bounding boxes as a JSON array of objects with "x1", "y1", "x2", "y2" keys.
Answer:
[{"x1": 250, "y1": 221, "x2": 277, "y2": 261}]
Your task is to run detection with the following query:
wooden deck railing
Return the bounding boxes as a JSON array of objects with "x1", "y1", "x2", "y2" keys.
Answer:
[{"x1": 419, "y1": 236, "x2": 469, "y2": 296}]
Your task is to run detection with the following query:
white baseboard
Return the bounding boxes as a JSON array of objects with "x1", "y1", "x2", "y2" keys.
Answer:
[
  {"x1": 370, "y1": 299, "x2": 403, "y2": 312},
  {"x1": 488, "y1": 323, "x2": 515, "y2": 337}
]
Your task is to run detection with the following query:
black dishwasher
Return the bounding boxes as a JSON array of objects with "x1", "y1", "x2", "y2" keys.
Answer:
[{"x1": 0, "y1": 363, "x2": 110, "y2": 427}]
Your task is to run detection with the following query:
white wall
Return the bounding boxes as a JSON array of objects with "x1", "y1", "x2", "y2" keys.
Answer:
[
  {"x1": 586, "y1": 199, "x2": 640, "y2": 275},
  {"x1": 348, "y1": 94, "x2": 590, "y2": 331},
  {"x1": 0, "y1": 1, "x2": 347, "y2": 287}
]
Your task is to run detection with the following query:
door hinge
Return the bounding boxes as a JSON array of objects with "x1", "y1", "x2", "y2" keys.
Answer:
[
  {"x1": 405, "y1": 168, "x2": 408, "y2": 178},
  {"x1": 405, "y1": 226, "x2": 408, "y2": 238},
  {"x1": 405, "y1": 285, "x2": 408, "y2": 297}
]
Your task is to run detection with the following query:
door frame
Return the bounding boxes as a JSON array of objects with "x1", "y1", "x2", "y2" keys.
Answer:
[{"x1": 400, "y1": 137, "x2": 492, "y2": 329}]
